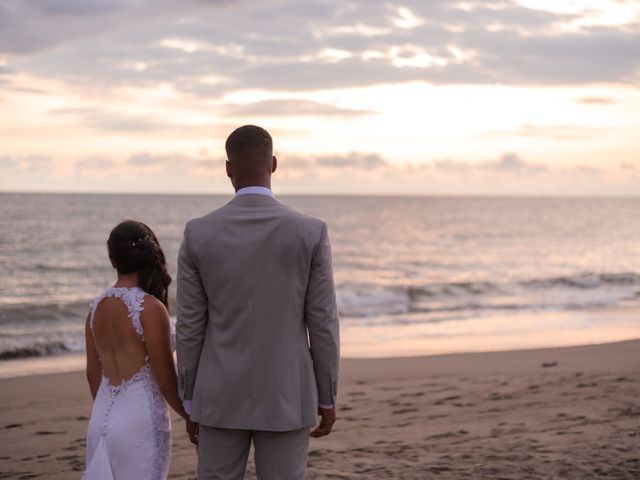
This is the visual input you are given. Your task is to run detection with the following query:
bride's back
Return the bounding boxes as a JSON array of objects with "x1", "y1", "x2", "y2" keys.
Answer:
[
  {"x1": 92, "y1": 295, "x2": 148, "y2": 385},
  {"x1": 84, "y1": 220, "x2": 177, "y2": 480}
]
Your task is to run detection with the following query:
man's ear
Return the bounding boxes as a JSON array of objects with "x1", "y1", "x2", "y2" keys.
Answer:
[
  {"x1": 110, "y1": 259, "x2": 117, "y2": 269},
  {"x1": 226, "y1": 160, "x2": 233, "y2": 178},
  {"x1": 272, "y1": 155, "x2": 277, "y2": 173}
]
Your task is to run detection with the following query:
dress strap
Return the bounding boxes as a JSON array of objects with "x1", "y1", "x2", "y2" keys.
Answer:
[{"x1": 89, "y1": 287, "x2": 147, "y2": 338}]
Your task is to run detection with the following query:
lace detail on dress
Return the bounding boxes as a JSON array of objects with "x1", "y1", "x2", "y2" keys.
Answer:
[
  {"x1": 93, "y1": 361, "x2": 171, "y2": 478},
  {"x1": 90, "y1": 286, "x2": 147, "y2": 339},
  {"x1": 142, "y1": 374, "x2": 171, "y2": 478},
  {"x1": 101, "y1": 361, "x2": 153, "y2": 391}
]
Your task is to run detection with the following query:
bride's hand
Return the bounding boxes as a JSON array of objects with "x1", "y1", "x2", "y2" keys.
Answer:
[{"x1": 186, "y1": 418, "x2": 199, "y2": 446}]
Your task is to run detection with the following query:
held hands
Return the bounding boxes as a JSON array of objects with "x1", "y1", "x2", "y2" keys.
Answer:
[
  {"x1": 185, "y1": 418, "x2": 199, "y2": 446},
  {"x1": 310, "y1": 406, "x2": 336, "y2": 438}
]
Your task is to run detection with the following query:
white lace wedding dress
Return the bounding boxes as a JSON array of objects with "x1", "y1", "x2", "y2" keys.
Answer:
[{"x1": 83, "y1": 287, "x2": 173, "y2": 480}]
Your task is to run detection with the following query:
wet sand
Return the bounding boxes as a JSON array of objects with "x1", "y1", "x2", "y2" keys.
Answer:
[{"x1": 0, "y1": 339, "x2": 638, "y2": 479}]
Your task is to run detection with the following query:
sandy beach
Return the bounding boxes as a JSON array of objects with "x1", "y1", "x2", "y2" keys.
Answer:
[{"x1": 0, "y1": 339, "x2": 638, "y2": 479}]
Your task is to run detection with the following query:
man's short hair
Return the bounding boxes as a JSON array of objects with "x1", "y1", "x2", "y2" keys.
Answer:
[{"x1": 225, "y1": 125, "x2": 273, "y2": 162}]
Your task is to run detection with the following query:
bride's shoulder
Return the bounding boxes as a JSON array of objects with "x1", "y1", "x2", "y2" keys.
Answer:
[
  {"x1": 140, "y1": 294, "x2": 170, "y2": 324},
  {"x1": 140, "y1": 296, "x2": 173, "y2": 346}
]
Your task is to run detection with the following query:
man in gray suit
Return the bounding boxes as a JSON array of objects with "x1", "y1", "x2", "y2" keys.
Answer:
[{"x1": 176, "y1": 125, "x2": 340, "y2": 479}]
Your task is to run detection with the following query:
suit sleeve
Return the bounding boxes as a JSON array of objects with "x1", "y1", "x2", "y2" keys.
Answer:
[
  {"x1": 305, "y1": 222, "x2": 340, "y2": 406},
  {"x1": 176, "y1": 221, "x2": 208, "y2": 401}
]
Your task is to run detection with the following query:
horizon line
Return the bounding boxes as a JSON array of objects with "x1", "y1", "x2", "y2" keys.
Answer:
[{"x1": 1, "y1": 190, "x2": 639, "y2": 200}]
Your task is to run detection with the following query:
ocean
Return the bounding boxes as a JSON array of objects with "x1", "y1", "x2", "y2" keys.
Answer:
[{"x1": 1, "y1": 193, "x2": 639, "y2": 371}]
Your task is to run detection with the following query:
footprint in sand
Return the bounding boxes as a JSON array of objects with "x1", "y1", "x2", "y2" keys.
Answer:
[
  {"x1": 426, "y1": 430, "x2": 468, "y2": 440},
  {"x1": 433, "y1": 395, "x2": 461, "y2": 405},
  {"x1": 307, "y1": 449, "x2": 326, "y2": 457},
  {"x1": 399, "y1": 391, "x2": 425, "y2": 398},
  {"x1": 56, "y1": 454, "x2": 80, "y2": 461}
]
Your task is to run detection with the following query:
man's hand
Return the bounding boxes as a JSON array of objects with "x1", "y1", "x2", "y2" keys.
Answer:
[
  {"x1": 310, "y1": 406, "x2": 336, "y2": 438},
  {"x1": 186, "y1": 418, "x2": 199, "y2": 446}
]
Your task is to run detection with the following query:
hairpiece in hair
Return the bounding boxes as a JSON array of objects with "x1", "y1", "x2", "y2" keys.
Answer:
[{"x1": 131, "y1": 235, "x2": 147, "y2": 247}]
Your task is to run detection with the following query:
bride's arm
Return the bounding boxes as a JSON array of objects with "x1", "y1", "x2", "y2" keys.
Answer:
[
  {"x1": 84, "y1": 313, "x2": 101, "y2": 399},
  {"x1": 141, "y1": 297, "x2": 189, "y2": 420}
]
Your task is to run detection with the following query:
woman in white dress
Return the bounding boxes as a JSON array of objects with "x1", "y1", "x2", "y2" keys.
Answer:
[{"x1": 83, "y1": 220, "x2": 196, "y2": 479}]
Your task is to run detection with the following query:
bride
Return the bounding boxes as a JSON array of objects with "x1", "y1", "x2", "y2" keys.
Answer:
[{"x1": 83, "y1": 220, "x2": 197, "y2": 479}]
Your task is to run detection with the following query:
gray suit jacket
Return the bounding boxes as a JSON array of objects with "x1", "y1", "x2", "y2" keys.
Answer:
[{"x1": 176, "y1": 193, "x2": 340, "y2": 431}]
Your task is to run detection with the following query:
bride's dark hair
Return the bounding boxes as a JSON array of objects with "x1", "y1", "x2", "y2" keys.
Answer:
[{"x1": 107, "y1": 220, "x2": 172, "y2": 309}]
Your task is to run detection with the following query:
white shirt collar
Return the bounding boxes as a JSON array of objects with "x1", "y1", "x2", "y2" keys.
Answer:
[{"x1": 235, "y1": 186, "x2": 274, "y2": 197}]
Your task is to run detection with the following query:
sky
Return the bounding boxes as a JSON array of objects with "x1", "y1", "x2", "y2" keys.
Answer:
[{"x1": 0, "y1": 0, "x2": 639, "y2": 195}]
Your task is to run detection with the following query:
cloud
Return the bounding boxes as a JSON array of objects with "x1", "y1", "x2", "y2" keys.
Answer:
[
  {"x1": 489, "y1": 153, "x2": 549, "y2": 173},
  {"x1": 576, "y1": 96, "x2": 616, "y2": 105},
  {"x1": 0, "y1": 0, "x2": 226, "y2": 54},
  {"x1": 0, "y1": 154, "x2": 57, "y2": 177},
  {"x1": 1, "y1": 0, "x2": 638, "y2": 101},
  {"x1": 91, "y1": 114, "x2": 174, "y2": 133},
  {"x1": 285, "y1": 152, "x2": 388, "y2": 171},
  {"x1": 487, "y1": 124, "x2": 608, "y2": 140},
  {"x1": 70, "y1": 151, "x2": 227, "y2": 182},
  {"x1": 46, "y1": 107, "x2": 239, "y2": 137},
  {"x1": 0, "y1": 155, "x2": 18, "y2": 169},
  {"x1": 124, "y1": 152, "x2": 224, "y2": 172},
  {"x1": 567, "y1": 164, "x2": 603, "y2": 176},
  {"x1": 3, "y1": 149, "x2": 637, "y2": 195},
  {"x1": 319, "y1": 152, "x2": 387, "y2": 168},
  {"x1": 17, "y1": 154, "x2": 55, "y2": 172},
  {"x1": 49, "y1": 107, "x2": 179, "y2": 133},
  {"x1": 75, "y1": 156, "x2": 117, "y2": 170},
  {"x1": 434, "y1": 153, "x2": 549, "y2": 174},
  {"x1": 69, "y1": 152, "x2": 224, "y2": 174},
  {"x1": 128, "y1": 152, "x2": 165, "y2": 166},
  {"x1": 224, "y1": 99, "x2": 375, "y2": 118},
  {"x1": 276, "y1": 151, "x2": 633, "y2": 195}
]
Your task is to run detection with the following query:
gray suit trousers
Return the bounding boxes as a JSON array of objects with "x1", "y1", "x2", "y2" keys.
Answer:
[{"x1": 198, "y1": 426, "x2": 310, "y2": 480}]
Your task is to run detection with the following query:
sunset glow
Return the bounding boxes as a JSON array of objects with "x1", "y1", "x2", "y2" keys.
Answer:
[{"x1": 0, "y1": 0, "x2": 638, "y2": 195}]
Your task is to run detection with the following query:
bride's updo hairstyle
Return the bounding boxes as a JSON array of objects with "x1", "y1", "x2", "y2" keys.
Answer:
[{"x1": 107, "y1": 220, "x2": 172, "y2": 309}]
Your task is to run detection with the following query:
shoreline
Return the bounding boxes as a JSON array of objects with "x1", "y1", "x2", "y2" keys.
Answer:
[
  {"x1": 2, "y1": 302, "x2": 639, "y2": 379},
  {"x1": 1, "y1": 335, "x2": 639, "y2": 381},
  {"x1": 1, "y1": 339, "x2": 638, "y2": 478}
]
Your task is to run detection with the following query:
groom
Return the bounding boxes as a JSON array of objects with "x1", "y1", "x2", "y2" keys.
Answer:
[{"x1": 176, "y1": 125, "x2": 340, "y2": 479}]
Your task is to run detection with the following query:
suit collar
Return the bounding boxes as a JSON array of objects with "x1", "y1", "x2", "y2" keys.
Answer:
[
  {"x1": 235, "y1": 186, "x2": 274, "y2": 197},
  {"x1": 227, "y1": 193, "x2": 281, "y2": 206}
]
